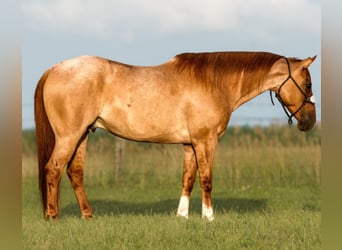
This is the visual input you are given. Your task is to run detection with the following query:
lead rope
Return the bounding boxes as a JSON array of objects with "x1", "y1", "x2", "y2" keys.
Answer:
[
  {"x1": 270, "y1": 90, "x2": 275, "y2": 106},
  {"x1": 269, "y1": 57, "x2": 295, "y2": 125},
  {"x1": 270, "y1": 90, "x2": 293, "y2": 125}
]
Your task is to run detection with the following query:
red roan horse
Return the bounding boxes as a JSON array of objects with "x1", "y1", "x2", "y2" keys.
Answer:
[{"x1": 34, "y1": 51, "x2": 316, "y2": 220}]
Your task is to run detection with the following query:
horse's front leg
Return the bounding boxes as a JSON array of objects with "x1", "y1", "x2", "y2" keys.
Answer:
[
  {"x1": 193, "y1": 135, "x2": 217, "y2": 221},
  {"x1": 177, "y1": 144, "x2": 198, "y2": 219}
]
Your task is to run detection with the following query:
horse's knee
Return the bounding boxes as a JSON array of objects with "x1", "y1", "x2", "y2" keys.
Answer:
[
  {"x1": 200, "y1": 176, "x2": 212, "y2": 192},
  {"x1": 183, "y1": 174, "x2": 195, "y2": 189}
]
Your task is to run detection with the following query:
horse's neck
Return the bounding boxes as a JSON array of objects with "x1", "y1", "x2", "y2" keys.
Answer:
[{"x1": 230, "y1": 71, "x2": 280, "y2": 111}]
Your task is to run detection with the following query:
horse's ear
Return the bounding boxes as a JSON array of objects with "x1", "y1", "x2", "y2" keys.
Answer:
[{"x1": 302, "y1": 55, "x2": 317, "y2": 68}]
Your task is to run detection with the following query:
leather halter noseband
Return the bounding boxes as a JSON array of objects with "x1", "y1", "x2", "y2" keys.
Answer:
[{"x1": 270, "y1": 57, "x2": 315, "y2": 125}]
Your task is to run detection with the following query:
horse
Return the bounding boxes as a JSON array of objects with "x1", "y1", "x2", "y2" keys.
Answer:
[{"x1": 34, "y1": 51, "x2": 317, "y2": 220}]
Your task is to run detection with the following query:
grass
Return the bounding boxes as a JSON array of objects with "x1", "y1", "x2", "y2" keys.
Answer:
[{"x1": 22, "y1": 124, "x2": 321, "y2": 249}]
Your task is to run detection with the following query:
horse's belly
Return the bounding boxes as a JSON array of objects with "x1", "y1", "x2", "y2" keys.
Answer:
[{"x1": 94, "y1": 108, "x2": 191, "y2": 143}]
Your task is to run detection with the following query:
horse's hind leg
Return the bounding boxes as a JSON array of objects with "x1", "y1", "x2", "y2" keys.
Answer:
[
  {"x1": 66, "y1": 132, "x2": 93, "y2": 218},
  {"x1": 177, "y1": 144, "x2": 198, "y2": 219},
  {"x1": 44, "y1": 136, "x2": 82, "y2": 219}
]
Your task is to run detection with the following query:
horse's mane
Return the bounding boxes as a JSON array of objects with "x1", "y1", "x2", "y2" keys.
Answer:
[{"x1": 171, "y1": 51, "x2": 283, "y2": 90}]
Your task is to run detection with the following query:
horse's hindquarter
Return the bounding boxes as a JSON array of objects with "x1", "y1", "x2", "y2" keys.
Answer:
[{"x1": 43, "y1": 56, "x2": 108, "y2": 137}]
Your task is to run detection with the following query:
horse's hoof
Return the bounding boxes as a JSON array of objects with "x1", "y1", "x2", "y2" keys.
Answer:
[
  {"x1": 82, "y1": 214, "x2": 93, "y2": 220},
  {"x1": 44, "y1": 214, "x2": 58, "y2": 220}
]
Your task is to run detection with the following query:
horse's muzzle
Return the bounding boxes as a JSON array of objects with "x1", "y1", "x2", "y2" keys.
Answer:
[{"x1": 297, "y1": 112, "x2": 316, "y2": 131}]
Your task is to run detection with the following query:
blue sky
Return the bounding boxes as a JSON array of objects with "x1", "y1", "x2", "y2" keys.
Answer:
[{"x1": 22, "y1": 0, "x2": 321, "y2": 129}]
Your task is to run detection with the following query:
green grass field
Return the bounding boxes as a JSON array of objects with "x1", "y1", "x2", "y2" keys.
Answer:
[{"x1": 22, "y1": 124, "x2": 321, "y2": 249}]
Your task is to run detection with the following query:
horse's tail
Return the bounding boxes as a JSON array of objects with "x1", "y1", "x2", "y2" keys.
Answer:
[{"x1": 34, "y1": 69, "x2": 55, "y2": 215}]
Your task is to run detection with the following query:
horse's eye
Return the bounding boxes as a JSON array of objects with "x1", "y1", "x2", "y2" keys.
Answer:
[{"x1": 305, "y1": 83, "x2": 312, "y2": 90}]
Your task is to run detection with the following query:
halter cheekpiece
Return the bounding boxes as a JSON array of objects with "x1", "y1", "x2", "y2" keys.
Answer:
[{"x1": 270, "y1": 57, "x2": 315, "y2": 125}]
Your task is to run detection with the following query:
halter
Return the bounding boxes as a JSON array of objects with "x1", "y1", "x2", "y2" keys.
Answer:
[{"x1": 270, "y1": 57, "x2": 315, "y2": 125}]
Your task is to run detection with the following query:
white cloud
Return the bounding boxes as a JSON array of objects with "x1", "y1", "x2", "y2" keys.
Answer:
[
  {"x1": 23, "y1": 0, "x2": 115, "y2": 38},
  {"x1": 23, "y1": 0, "x2": 320, "y2": 39}
]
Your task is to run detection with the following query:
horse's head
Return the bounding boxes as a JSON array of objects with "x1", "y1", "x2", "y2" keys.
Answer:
[{"x1": 274, "y1": 56, "x2": 317, "y2": 131}]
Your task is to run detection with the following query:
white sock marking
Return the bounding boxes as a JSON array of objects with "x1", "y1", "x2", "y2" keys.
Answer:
[
  {"x1": 177, "y1": 196, "x2": 189, "y2": 219},
  {"x1": 202, "y1": 203, "x2": 214, "y2": 221}
]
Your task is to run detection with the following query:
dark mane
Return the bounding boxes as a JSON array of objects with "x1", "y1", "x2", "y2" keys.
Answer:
[{"x1": 172, "y1": 52, "x2": 283, "y2": 89}]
